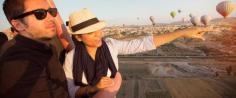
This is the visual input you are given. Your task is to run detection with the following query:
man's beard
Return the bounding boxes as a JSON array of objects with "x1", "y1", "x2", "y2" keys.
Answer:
[{"x1": 39, "y1": 37, "x2": 53, "y2": 41}]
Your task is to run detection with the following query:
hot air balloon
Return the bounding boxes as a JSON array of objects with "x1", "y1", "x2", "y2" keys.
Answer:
[
  {"x1": 149, "y1": 16, "x2": 156, "y2": 26},
  {"x1": 190, "y1": 16, "x2": 201, "y2": 26},
  {"x1": 137, "y1": 17, "x2": 140, "y2": 20},
  {"x1": 201, "y1": 15, "x2": 211, "y2": 26},
  {"x1": 178, "y1": 9, "x2": 182, "y2": 13},
  {"x1": 170, "y1": 11, "x2": 177, "y2": 18},
  {"x1": 216, "y1": 1, "x2": 235, "y2": 18},
  {"x1": 189, "y1": 13, "x2": 194, "y2": 18}
]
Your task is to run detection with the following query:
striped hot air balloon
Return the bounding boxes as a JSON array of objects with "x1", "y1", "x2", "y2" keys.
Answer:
[{"x1": 216, "y1": 1, "x2": 235, "y2": 18}]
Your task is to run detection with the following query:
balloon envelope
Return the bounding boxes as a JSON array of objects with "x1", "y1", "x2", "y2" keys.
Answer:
[
  {"x1": 190, "y1": 16, "x2": 201, "y2": 26},
  {"x1": 201, "y1": 15, "x2": 211, "y2": 26},
  {"x1": 178, "y1": 9, "x2": 182, "y2": 13},
  {"x1": 149, "y1": 16, "x2": 156, "y2": 26},
  {"x1": 170, "y1": 11, "x2": 177, "y2": 18},
  {"x1": 189, "y1": 13, "x2": 194, "y2": 18},
  {"x1": 137, "y1": 17, "x2": 140, "y2": 20},
  {"x1": 216, "y1": 1, "x2": 235, "y2": 18}
]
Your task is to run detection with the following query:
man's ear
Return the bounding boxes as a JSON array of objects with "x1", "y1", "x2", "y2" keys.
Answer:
[{"x1": 10, "y1": 19, "x2": 26, "y2": 32}]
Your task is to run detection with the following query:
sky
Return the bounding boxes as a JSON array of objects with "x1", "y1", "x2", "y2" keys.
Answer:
[{"x1": 0, "y1": 0, "x2": 236, "y2": 30}]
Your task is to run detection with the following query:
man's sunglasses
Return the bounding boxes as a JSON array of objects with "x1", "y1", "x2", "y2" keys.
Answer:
[{"x1": 12, "y1": 8, "x2": 58, "y2": 20}]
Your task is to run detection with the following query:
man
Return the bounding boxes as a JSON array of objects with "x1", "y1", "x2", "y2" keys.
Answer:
[{"x1": 0, "y1": 0, "x2": 69, "y2": 98}]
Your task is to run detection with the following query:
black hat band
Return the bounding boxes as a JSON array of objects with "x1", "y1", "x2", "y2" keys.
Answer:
[{"x1": 71, "y1": 18, "x2": 99, "y2": 32}]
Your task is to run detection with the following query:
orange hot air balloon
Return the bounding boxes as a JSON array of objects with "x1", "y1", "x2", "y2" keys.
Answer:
[
  {"x1": 46, "y1": 0, "x2": 74, "y2": 51},
  {"x1": 216, "y1": 1, "x2": 235, "y2": 18}
]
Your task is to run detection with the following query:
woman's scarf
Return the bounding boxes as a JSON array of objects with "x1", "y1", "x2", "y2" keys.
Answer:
[{"x1": 72, "y1": 36, "x2": 117, "y2": 86}]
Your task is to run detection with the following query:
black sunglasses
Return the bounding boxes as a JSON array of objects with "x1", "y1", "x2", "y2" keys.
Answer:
[{"x1": 12, "y1": 8, "x2": 58, "y2": 20}]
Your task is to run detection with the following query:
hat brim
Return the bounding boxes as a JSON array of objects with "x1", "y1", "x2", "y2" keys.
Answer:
[{"x1": 70, "y1": 21, "x2": 106, "y2": 35}]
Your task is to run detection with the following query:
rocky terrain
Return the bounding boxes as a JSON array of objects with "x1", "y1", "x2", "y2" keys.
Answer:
[{"x1": 103, "y1": 18, "x2": 236, "y2": 98}]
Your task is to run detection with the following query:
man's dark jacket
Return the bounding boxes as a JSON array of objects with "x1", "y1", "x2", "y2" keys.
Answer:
[{"x1": 0, "y1": 35, "x2": 70, "y2": 98}]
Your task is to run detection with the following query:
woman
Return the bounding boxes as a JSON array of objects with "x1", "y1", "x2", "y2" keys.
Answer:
[{"x1": 63, "y1": 8, "x2": 214, "y2": 98}]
